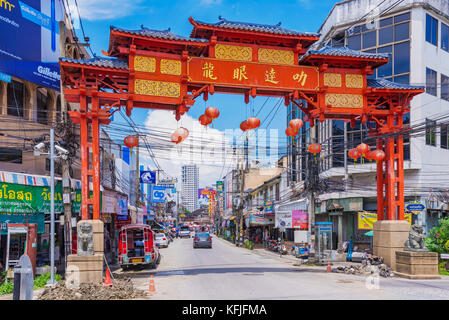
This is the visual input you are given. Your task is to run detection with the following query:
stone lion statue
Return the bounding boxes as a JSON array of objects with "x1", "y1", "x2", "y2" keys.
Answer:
[
  {"x1": 404, "y1": 224, "x2": 427, "y2": 251},
  {"x1": 77, "y1": 222, "x2": 94, "y2": 255}
]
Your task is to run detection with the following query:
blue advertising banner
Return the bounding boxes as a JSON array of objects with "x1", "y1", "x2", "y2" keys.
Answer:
[
  {"x1": 140, "y1": 171, "x2": 156, "y2": 184},
  {"x1": 0, "y1": 0, "x2": 63, "y2": 90},
  {"x1": 152, "y1": 186, "x2": 166, "y2": 203}
]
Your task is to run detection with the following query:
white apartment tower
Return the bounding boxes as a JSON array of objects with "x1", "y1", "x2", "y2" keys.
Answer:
[
  {"x1": 181, "y1": 164, "x2": 199, "y2": 213},
  {"x1": 288, "y1": 0, "x2": 449, "y2": 249}
]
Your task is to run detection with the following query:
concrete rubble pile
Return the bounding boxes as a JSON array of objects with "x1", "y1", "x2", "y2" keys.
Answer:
[
  {"x1": 333, "y1": 255, "x2": 394, "y2": 278},
  {"x1": 38, "y1": 277, "x2": 147, "y2": 300}
]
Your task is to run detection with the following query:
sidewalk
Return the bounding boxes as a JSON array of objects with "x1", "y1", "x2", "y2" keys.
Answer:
[{"x1": 0, "y1": 287, "x2": 46, "y2": 300}]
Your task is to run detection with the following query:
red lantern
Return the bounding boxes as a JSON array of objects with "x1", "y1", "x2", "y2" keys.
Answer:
[
  {"x1": 124, "y1": 135, "x2": 139, "y2": 148},
  {"x1": 285, "y1": 126, "x2": 298, "y2": 137},
  {"x1": 205, "y1": 107, "x2": 220, "y2": 119},
  {"x1": 289, "y1": 119, "x2": 303, "y2": 131},
  {"x1": 170, "y1": 127, "x2": 189, "y2": 144},
  {"x1": 199, "y1": 114, "x2": 212, "y2": 126},
  {"x1": 371, "y1": 150, "x2": 385, "y2": 163},
  {"x1": 348, "y1": 148, "x2": 360, "y2": 160},
  {"x1": 308, "y1": 143, "x2": 321, "y2": 154},
  {"x1": 247, "y1": 117, "x2": 261, "y2": 129},
  {"x1": 356, "y1": 143, "x2": 370, "y2": 157},
  {"x1": 240, "y1": 120, "x2": 249, "y2": 132}
]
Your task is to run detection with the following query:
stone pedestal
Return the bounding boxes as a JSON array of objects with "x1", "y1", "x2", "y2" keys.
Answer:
[
  {"x1": 66, "y1": 220, "x2": 105, "y2": 284},
  {"x1": 395, "y1": 251, "x2": 441, "y2": 279},
  {"x1": 373, "y1": 220, "x2": 410, "y2": 271},
  {"x1": 67, "y1": 254, "x2": 103, "y2": 284}
]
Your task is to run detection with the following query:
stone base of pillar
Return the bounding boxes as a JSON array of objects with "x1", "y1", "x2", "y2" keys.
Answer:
[
  {"x1": 373, "y1": 220, "x2": 410, "y2": 271},
  {"x1": 394, "y1": 251, "x2": 441, "y2": 279},
  {"x1": 67, "y1": 254, "x2": 104, "y2": 284}
]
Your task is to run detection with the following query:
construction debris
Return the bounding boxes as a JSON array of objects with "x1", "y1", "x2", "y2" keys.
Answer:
[
  {"x1": 332, "y1": 257, "x2": 394, "y2": 278},
  {"x1": 37, "y1": 277, "x2": 148, "y2": 300}
]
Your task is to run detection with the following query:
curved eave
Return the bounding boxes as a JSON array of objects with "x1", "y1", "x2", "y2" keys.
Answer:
[
  {"x1": 59, "y1": 61, "x2": 129, "y2": 72},
  {"x1": 302, "y1": 55, "x2": 389, "y2": 68},
  {"x1": 367, "y1": 88, "x2": 424, "y2": 94},
  {"x1": 110, "y1": 28, "x2": 209, "y2": 47},
  {"x1": 188, "y1": 17, "x2": 320, "y2": 42}
]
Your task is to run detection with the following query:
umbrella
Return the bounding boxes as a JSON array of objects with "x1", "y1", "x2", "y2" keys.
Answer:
[{"x1": 364, "y1": 230, "x2": 373, "y2": 236}]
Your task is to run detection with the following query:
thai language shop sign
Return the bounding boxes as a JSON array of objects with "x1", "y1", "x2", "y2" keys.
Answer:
[{"x1": 358, "y1": 212, "x2": 412, "y2": 229}]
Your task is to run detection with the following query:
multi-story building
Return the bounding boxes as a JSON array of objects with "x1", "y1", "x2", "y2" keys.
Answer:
[
  {"x1": 287, "y1": 0, "x2": 449, "y2": 249},
  {"x1": 181, "y1": 164, "x2": 199, "y2": 213}
]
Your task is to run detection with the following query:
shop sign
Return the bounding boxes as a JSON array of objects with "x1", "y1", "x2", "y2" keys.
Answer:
[
  {"x1": 116, "y1": 194, "x2": 128, "y2": 220},
  {"x1": 264, "y1": 201, "x2": 273, "y2": 214},
  {"x1": 101, "y1": 213, "x2": 112, "y2": 224},
  {"x1": 406, "y1": 202, "x2": 426, "y2": 214},
  {"x1": 358, "y1": 212, "x2": 411, "y2": 230},
  {"x1": 0, "y1": 213, "x2": 45, "y2": 235},
  {"x1": 292, "y1": 210, "x2": 308, "y2": 230},
  {"x1": 102, "y1": 190, "x2": 116, "y2": 214}
]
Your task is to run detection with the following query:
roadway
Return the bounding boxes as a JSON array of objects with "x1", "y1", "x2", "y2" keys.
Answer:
[{"x1": 117, "y1": 234, "x2": 449, "y2": 300}]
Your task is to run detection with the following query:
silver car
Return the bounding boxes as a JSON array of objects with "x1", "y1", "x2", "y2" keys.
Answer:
[
  {"x1": 155, "y1": 233, "x2": 169, "y2": 248},
  {"x1": 193, "y1": 232, "x2": 212, "y2": 249}
]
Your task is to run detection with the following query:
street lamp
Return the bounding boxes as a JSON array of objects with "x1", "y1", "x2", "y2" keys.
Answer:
[{"x1": 34, "y1": 128, "x2": 69, "y2": 286}]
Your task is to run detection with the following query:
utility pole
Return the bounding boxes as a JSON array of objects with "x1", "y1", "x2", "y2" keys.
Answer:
[
  {"x1": 59, "y1": 21, "x2": 73, "y2": 268},
  {"x1": 48, "y1": 128, "x2": 57, "y2": 285},
  {"x1": 135, "y1": 141, "x2": 140, "y2": 208},
  {"x1": 307, "y1": 121, "x2": 317, "y2": 257}
]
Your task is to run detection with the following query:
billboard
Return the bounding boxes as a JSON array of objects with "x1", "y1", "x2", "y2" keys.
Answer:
[
  {"x1": 0, "y1": 0, "x2": 63, "y2": 90},
  {"x1": 358, "y1": 212, "x2": 412, "y2": 229}
]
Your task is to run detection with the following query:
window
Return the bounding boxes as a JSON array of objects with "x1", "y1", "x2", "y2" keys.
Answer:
[
  {"x1": 426, "y1": 68, "x2": 437, "y2": 96},
  {"x1": 426, "y1": 14, "x2": 438, "y2": 46},
  {"x1": 7, "y1": 80, "x2": 24, "y2": 117},
  {"x1": 441, "y1": 125, "x2": 448, "y2": 149},
  {"x1": 379, "y1": 26, "x2": 394, "y2": 45},
  {"x1": 394, "y1": 22, "x2": 409, "y2": 42},
  {"x1": 37, "y1": 90, "x2": 48, "y2": 125},
  {"x1": 0, "y1": 147, "x2": 22, "y2": 163},
  {"x1": 442, "y1": 23, "x2": 449, "y2": 52},
  {"x1": 442, "y1": 74, "x2": 449, "y2": 101},
  {"x1": 377, "y1": 46, "x2": 393, "y2": 77},
  {"x1": 394, "y1": 41, "x2": 410, "y2": 74},
  {"x1": 426, "y1": 119, "x2": 436, "y2": 146},
  {"x1": 332, "y1": 120, "x2": 344, "y2": 168},
  {"x1": 362, "y1": 30, "x2": 376, "y2": 49},
  {"x1": 347, "y1": 34, "x2": 361, "y2": 50}
]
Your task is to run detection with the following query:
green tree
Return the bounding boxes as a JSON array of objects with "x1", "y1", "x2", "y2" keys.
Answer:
[{"x1": 425, "y1": 217, "x2": 449, "y2": 254}]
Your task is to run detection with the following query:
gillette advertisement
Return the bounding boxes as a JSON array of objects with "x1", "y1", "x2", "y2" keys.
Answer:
[{"x1": 0, "y1": 0, "x2": 63, "y2": 90}]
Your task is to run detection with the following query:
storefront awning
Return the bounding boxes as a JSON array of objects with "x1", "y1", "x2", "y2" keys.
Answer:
[{"x1": 1, "y1": 170, "x2": 83, "y2": 189}]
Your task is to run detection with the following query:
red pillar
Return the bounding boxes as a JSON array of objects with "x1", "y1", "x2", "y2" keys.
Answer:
[{"x1": 376, "y1": 138, "x2": 384, "y2": 220}]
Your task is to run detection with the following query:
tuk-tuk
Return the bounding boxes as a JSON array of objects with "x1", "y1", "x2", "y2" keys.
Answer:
[{"x1": 118, "y1": 224, "x2": 160, "y2": 270}]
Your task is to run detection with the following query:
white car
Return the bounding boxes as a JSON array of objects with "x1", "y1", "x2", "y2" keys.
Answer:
[{"x1": 155, "y1": 233, "x2": 169, "y2": 248}]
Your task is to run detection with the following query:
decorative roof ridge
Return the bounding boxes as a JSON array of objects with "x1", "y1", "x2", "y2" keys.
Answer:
[
  {"x1": 367, "y1": 78, "x2": 424, "y2": 90},
  {"x1": 301, "y1": 45, "x2": 389, "y2": 60},
  {"x1": 190, "y1": 16, "x2": 319, "y2": 37},
  {"x1": 110, "y1": 25, "x2": 208, "y2": 43},
  {"x1": 60, "y1": 56, "x2": 129, "y2": 70}
]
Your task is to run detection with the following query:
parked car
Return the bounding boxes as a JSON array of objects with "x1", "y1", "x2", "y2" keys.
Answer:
[
  {"x1": 179, "y1": 226, "x2": 191, "y2": 238},
  {"x1": 118, "y1": 224, "x2": 161, "y2": 270},
  {"x1": 193, "y1": 232, "x2": 212, "y2": 249},
  {"x1": 155, "y1": 233, "x2": 170, "y2": 248}
]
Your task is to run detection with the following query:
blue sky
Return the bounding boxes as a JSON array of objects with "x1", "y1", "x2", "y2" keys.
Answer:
[{"x1": 69, "y1": 0, "x2": 337, "y2": 186}]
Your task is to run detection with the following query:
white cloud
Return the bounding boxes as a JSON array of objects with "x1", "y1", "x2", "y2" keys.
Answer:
[
  {"x1": 68, "y1": 0, "x2": 149, "y2": 21},
  {"x1": 200, "y1": 0, "x2": 223, "y2": 6},
  {"x1": 141, "y1": 110, "x2": 238, "y2": 188}
]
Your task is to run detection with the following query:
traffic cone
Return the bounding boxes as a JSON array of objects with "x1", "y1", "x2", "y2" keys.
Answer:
[
  {"x1": 327, "y1": 261, "x2": 332, "y2": 272},
  {"x1": 149, "y1": 275, "x2": 155, "y2": 293},
  {"x1": 104, "y1": 268, "x2": 112, "y2": 286}
]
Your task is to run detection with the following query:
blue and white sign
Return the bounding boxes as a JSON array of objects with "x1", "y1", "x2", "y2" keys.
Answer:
[
  {"x1": 406, "y1": 203, "x2": 426, "y2": 212},
  {"x1": 152, "y1": 186, "x2": 166, "y2": 203},
  {"x1": 0, "y1": 0, "x2": 63, "y2": 90},
  {"x1": 140, "y1": 171, "x2": 156, "y2": 184}
]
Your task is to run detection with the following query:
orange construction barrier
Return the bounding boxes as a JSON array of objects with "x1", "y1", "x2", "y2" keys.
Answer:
[
  {"x1": 104, "y1": 268, "x2": 112, "y2": 286},
  {"x1": 149, "y1": 275, "x2": 155, "y2": 293},
  {"x1": 327, "y1": 261, "x2": 332, "y2": 272}
]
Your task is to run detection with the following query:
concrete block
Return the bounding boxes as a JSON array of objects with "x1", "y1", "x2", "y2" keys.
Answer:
[
  {"x1": 394, "y1": 250, "x2": 440, "y2": 279},
  {"x1": 373, "y1": 230, "x2": 409, "y2": 247},
  {"x1": 67, "y1": 254, "x2": 104, "y2": 284},
  {"x1": 373, "y1": 246, "x2": 404, "y2": 270},
  {"x1": 92, "y1": 233, "x2": 104, "y2": 254},
  {"x1": 373, "y1": 220, "x2": 410, "y2": 232}
]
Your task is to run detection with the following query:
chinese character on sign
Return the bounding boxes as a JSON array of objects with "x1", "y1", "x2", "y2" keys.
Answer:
[
  {"x1": 293, "y1": 71, "x2": 308, "y2": 86},
  {"x1": 202, "y1": 62, "x2": 218, "y2": 80},
  {"x1": 264, "y1": 68, "x2": 279, "y2": 84},
  {"x1": 233, "y1": 65, "x2": 248, "y2": 81}
]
